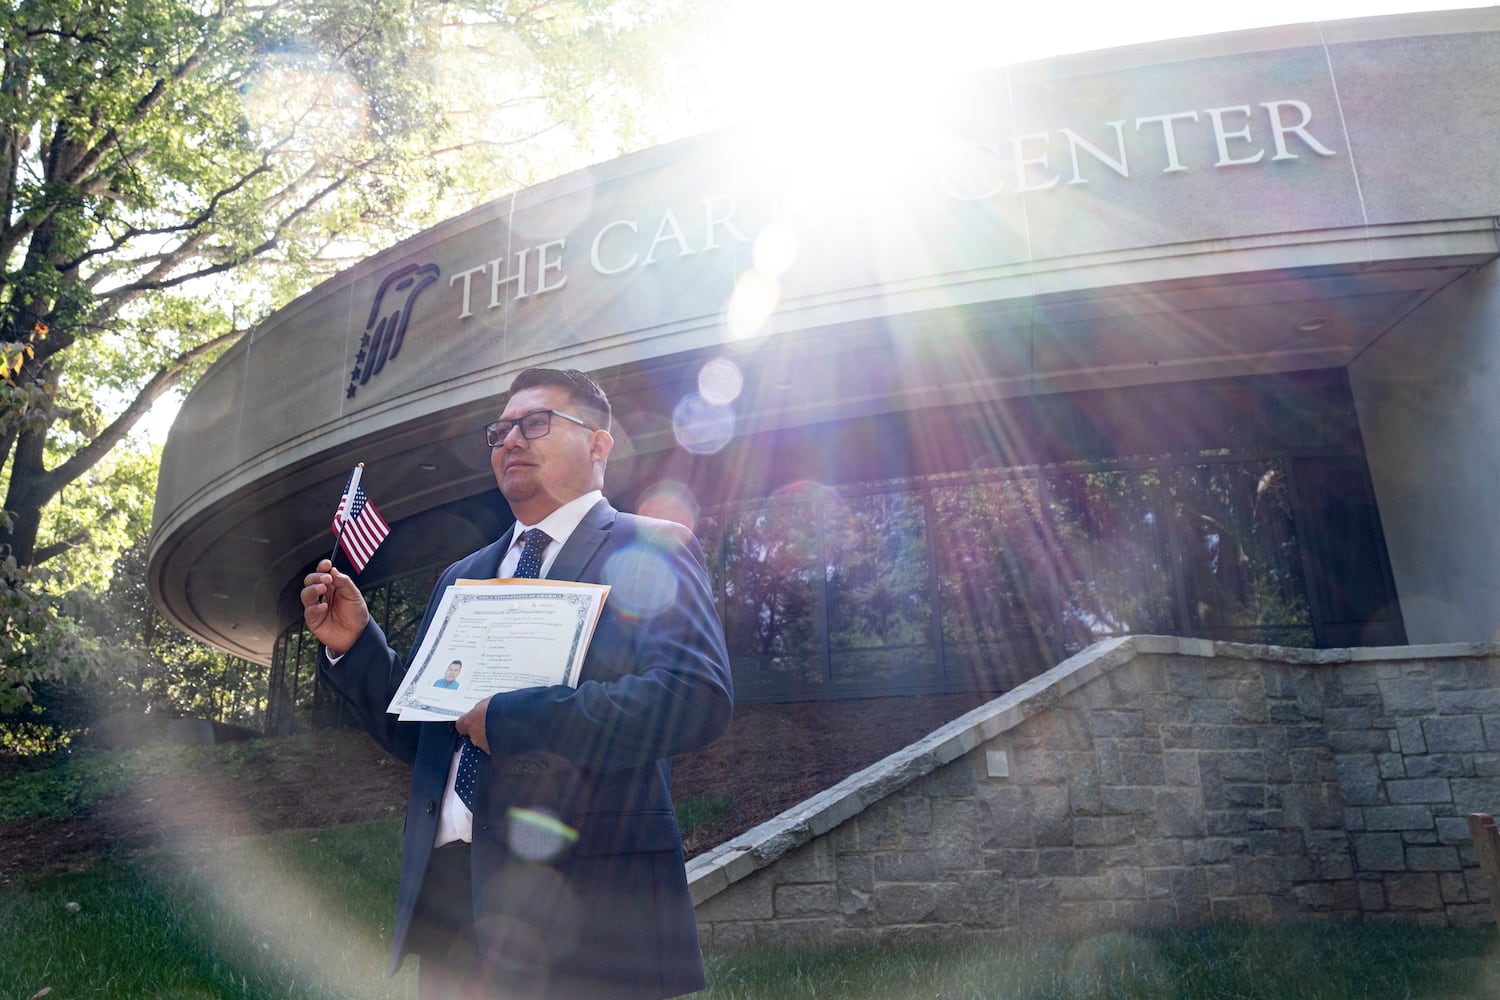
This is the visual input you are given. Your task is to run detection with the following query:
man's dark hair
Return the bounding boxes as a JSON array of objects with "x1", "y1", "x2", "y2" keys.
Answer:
[{"x1": 510, "y1": 368, "x2": 611, "y2": 430}]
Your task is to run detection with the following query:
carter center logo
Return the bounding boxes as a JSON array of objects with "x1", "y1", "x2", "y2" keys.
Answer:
[{"x1": 347, "y1": 262, "x2": 441, "y2": 399}]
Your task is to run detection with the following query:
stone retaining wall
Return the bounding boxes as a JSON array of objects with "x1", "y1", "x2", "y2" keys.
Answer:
[{"x1": 688, "y1": 637, "x2": 1500, "y2": 947}]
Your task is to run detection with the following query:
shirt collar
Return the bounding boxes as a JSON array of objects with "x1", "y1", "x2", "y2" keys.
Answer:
[{"x1": 511, "y1": 490, "x2": 603, "y2": 550}]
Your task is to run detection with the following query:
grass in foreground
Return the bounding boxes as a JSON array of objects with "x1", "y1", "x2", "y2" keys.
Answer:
[
  {"x1": 4, "y1": 817, "x2": 1500, "y2": 999},
  {"x1": 702, "y1": 921, "x2": 1500, "y2": 999},
  {"x1": 1, "y1": 819, "x2": 412, "y2": 1000}
]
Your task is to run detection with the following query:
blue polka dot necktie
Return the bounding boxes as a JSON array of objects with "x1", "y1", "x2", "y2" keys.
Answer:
[{"x1": 454, "y1": 528, "x2": 551, "y2": 811}]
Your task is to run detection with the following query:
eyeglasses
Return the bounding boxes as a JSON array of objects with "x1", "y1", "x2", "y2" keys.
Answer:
[{"x1": 484, "y1": 409, "x2": 593, "y2": 447}]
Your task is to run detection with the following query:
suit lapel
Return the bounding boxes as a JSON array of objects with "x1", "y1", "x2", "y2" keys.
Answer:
[{"x1": 548, "y1": 498, "x2": 613, "y2": 583}]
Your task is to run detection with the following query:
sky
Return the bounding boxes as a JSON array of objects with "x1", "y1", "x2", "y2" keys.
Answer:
[{"x1": 685, "y1": 0, "x2": 1495, "y2": 131}]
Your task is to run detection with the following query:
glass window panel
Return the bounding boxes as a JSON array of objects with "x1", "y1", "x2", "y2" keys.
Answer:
[
  {"x1": 824, "y1": 490, "x2": 932, "y2": 651},
  {"x1": 1048, "y1": 470, "x2": 1177, "y2": 652},
  {"x1": 293, "y1": 626, "x2": 319, "y2": 714},
  {"x1": 1167, "y1": 462, "x2": 1314, "y2": 645},
  {"x1": 930, "y1": 478, "x2": 1057, "y2": 687},
  {"x1": 717, "y1": 495, "x2": 823, "y2": 691},
  {"x1": 823, "y1": 490, "x2": 935, "y2": 693}
]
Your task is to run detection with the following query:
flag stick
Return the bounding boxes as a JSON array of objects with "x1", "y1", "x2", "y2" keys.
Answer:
[{"x1": 328, "y1": 462, "x2": 364, "y2": 569}]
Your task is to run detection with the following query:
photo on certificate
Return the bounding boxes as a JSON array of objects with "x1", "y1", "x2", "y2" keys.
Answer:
[{"x1": 386, "y1": 579, "x2": 608, "y2": 721}]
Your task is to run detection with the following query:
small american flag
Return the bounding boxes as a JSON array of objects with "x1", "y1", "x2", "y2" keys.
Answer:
[{"x1": 331, "y1": 465, "x2": 389, "y2": 572}]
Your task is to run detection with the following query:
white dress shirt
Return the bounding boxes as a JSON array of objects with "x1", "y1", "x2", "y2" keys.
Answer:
[{"x1": 432, "y1": 490, "x2": 603, "y2": 846}]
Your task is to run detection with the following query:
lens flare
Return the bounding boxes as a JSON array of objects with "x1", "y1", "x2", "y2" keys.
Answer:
[
  {"x1": 753, "y1": 222, "x2": 799, "y2": 276},
  {"x1": 724, "y1": 270, "x2": 781, "y2": 342},
  {"x1": 698, "y1": 358, "x2": 744, "y2": 405},
  {"x1": 506, "y1": 806, "x2": 579, "y2": 862},
  {"x1": 672, "y1": 393, "x2": 736, "y2": 454},
  {"x1": 601, "y1": 544, "x2": 680, "y2": 619},
  {"x1": 638, "y1": 480, "x2": 701, "y2": 531}
]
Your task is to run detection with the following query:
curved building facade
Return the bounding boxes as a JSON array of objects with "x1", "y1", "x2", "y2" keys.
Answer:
[{"x1": 150, "y1": 9, "x2": 1500, "y2": 728}]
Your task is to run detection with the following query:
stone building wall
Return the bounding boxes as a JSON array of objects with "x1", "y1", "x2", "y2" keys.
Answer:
[{"x1": 688, "y1": 637, "x2": 1500, "y2": 947}]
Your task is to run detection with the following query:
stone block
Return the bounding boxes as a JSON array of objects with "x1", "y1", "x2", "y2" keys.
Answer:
[
  {"x1": 1286, "y1": 747, "x2": 1335, "y2": 782},
  {"x1": 1153, "y1": 787, "x2": 1207, "y2": 838},
  {"x1": 946, "y1": 869, "x2": 1017, "y2": 926},
  {"x1": 1118, "y1": 752, "x2": 1167, "y2": 786},
  {"x1": 1376, "y1": 752, "x2": 1407, "y2": 779},
  {"x1": 1336, "y1": 755, "x2": 1383, "y2": 805},
  {"x1": 700, "y1": 920, "x2": 755, "y2": 950},
  {"x1": 755, "y1": 918, "x2": 839, "y2": 947},
  {"x1": 874, "y1": 851, "x2": 938, "y2": 882},
  {"x1": 996, "y1": 848, "x2": 1038, "y2": 877},
  {"x1": 1385, "y1": 778, "x2": 1454, "y2": 805},
  {"x1": 1424, "y1": 716, "x2": 1485, "y2": 753},
  {"x1": 1091, "y1": 710, "x2": 1145, "y2": 738},
  {"x1": 1436, "y1": 815, "x2": 1478, "y2": 846},
  {"x1": 1379, "y1": 677, "x2": 1437, "y2": 713},
  {"x1": 1447, "y1": 870, "x2": 1481, "y2": 904},
  {"x1": 1385, "y1": 872, "x2": 1442, "y2": 910},
  {"x1": 901, "y1": 796, "x2": 932, "y2": 836},
  {"x1": 695, "y1": 869, "x2": 774, "y2": 922},
  {"x1": 1358, "y1": 877, "x2": 1387, "y2": 912},
  {"x1": 1036, "y1": 848, "x2": 1080, "y2": 876},
  {"x1": 1056, "y1": 874, "x2": 1110, "y2": 902},
  {"x1": 1292, "y1": 882, "x2": 1341, "y2": 911},
  {"x1": 1163, "y1": 749, "x2": 1199, "y2": 786},
  {"x1": 1405, "y1": 754, "x2": 1470, "y2": 778},
  {"x1": 924, "y1": 758, "x2": 978, "y2": 798},
  {"x1": 874, "y1": 882, "x2": 948, "y2": 924},
  {"x1": 1448, "y1": 777, "x2": 1500, "y2": 813},
  {"x1": 1326, "y1": 705, "x2": 1375, "y2": 730},
  {"x1": 1405, "y1": 845, "x2": 1460, "y2": 872},
  {"x1": 1170, "y1": 868, "x2": 1214, "y2": 923},
  {"x1": 1362, "y1": 804, "x2": 1436, "y2": 832},
  {"x1": 1189, "y1": 692, "x2": 1269, "y2": 726},
  {"x1": 1326, "y1": 729, "x2": 1396, "y2": 754},
  {"x1": 853, "y1": 803, "x2": 902, "y2": 850},
  {"x1": 1068, "y1": 765, "x2": 1104, "y2": 816},
  {"x1": 776, "y1": 882, "x2": 836, "y2": 917},
  {"x1": 1029, "y1": 785, "x2": 1074, "y2": 847},
  {"x1": 1350, "y1": 831, "x2": 1406, "y2": 871},
  {"x1": 1101, "y1": 785, "x2": 1157, "y2": 815},
  {"x1": 1284, "y1": 724, "x2": 1326, "y2": 749},
  {"x1": 1206, "y1": 810, "x2": 1268, "y2": 836},
  {"x1": 1010, "y1": 749, "x2": 1068, "y2": 783},
  {"x1": 1072, "y1": 815, "x2": 1137, "y2": 847},
  {"x1": 1106, "y1": 866, "x2": 1146, "y2": 900},
  {"x1": 1223, "y1": 784, "x2": 1267, "y2": 809},
  {"x1": 1141, "y1": 839, "x2": 1185, "y2": 866},
  {"x1": 1206, "y1": 863, "x2": 1236, "y2": 899},
  {"x1": 1438, "y1": 688, "x2": 1500, "y2": 714},
  {"x1": 932, "y1": 800, "x2": 983, "y2": 870},
  {"x1": 1160, "y1": 723, "x2": 1260, "y2": 750},
  {"x1": 774, "y1": 838, "x2": 836, "y2": 884},
  {"x1": 1278, "y1": 779, "x2": 1350, "y2": 827},
  {"x1": 1201, "y1": 749, "x2": 1269, "y2": 783}
]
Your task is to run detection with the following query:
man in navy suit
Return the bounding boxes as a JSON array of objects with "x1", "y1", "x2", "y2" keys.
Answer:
[{"x1": 300, "y1": 368, "x2": 733, "y2": 999}]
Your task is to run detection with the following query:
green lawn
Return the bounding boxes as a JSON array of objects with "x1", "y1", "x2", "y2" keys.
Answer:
[{"x1": 3, "y1": 818, "x2": 1500, "y2": 999}]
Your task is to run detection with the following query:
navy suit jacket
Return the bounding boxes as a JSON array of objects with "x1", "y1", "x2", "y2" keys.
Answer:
[{"x1": 320, "y1": 499, "x2": 733, "y2": 997}]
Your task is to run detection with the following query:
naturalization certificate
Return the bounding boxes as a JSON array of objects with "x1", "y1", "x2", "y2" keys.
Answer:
[{"x1": 386, "y1": 578, "x2": 609, "y2": 722}]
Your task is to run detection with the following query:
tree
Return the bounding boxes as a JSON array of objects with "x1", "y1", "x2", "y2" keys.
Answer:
[{"x1": 0, "y1": 0, "x2": 711, "y2": 710}]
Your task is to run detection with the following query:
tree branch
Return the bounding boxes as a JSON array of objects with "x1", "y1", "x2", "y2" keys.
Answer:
[{"x1": 30, "y1": 326, "x2": 248, "y2": 512}]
